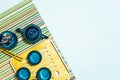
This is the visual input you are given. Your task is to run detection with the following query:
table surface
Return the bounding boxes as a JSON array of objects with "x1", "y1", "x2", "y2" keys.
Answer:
[{"x1": 1, "y1": 0, "x2": 120, "y2": 80}]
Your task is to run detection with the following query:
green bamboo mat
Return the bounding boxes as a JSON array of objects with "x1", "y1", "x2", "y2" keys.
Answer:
[{"x1": 0, "y1": 0, "x2": 75, "y2": 80}]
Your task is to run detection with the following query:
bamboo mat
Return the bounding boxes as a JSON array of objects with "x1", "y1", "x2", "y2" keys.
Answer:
[{"x1": 0, "y1": 0, "x2": 75, "y2": 80}]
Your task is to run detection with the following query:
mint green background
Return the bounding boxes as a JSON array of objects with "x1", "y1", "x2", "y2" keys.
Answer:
[{"x1": 1, "y1": 0, "x2": 120, "y2": 80}]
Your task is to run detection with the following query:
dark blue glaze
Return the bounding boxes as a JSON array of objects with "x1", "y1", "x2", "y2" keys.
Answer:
[
  {"x1": 27, "y1": 51, "x2": 42, "y2": 65},
  {"x1": 37, "y1": 68, "x2": 51, "y2": 80},
  {"x1": 16, "y1": 68, "x2": 30, "y2": 80},
  {"x1": 16, "y1": 24, "x2": 48, "y2": 44},
  {"x1": 0, "y1": 31, "x2": 18, "y2": 49}
]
